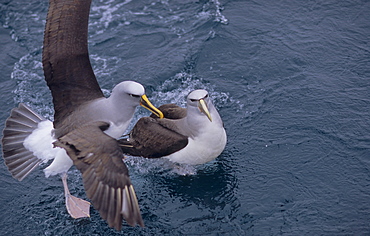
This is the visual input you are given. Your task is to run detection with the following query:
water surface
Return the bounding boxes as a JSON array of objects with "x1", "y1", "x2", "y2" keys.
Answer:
[{"x1": 0, "y1": 0, "x2": 369, "y2": 235}]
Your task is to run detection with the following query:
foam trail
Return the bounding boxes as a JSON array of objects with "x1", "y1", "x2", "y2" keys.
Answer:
[
  {"x1": 151, "y1": 72, "x2": 243, "y2": 111},
  {"x1": 90, "y1": 0, "x2": 132, "y2": 34},
  {"x1": 212, "y1": 0, "x2": 229, "y2": 24},
  {"x1": 11, "y1": 53, "x2": 54, "y2": 120}
]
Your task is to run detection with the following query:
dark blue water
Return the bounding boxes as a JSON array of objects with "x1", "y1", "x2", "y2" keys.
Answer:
[{"x1": 1, "y1": 0, "x2": 369, "y2": 235}]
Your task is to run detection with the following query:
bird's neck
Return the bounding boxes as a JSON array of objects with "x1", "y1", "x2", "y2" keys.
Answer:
[
  {"x1": 84, "y1": 97, "x2": 136, "y2": 138},
  {"x1": 184, "y1": 105, "x2": 223, "y2": 137},
  {"x1": 105, "y1": 96, "x2": 136, "y2": 125}
]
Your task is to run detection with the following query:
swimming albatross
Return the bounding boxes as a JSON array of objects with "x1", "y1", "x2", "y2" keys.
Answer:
[
  {"x1": 119, "y1": 89, "x2": 227, "y2": 165},
  {"x1": 1, "y1": 0, "x2": 163, "y2": 230}
]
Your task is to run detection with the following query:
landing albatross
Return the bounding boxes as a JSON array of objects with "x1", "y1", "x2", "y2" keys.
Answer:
[
  {"x1": 1, "y1": 0, "x2": 163, "y2": 230},
  {"x1": 119, "y1": 89, "x2": 227, "y2": 165}
]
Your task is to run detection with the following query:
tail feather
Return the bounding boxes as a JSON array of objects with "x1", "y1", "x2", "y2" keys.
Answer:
[
  {"x1": 5, "y1": 151, "x2": 37, "y2": 168},
  {"x1": 9, "y1": 104, "x2": 45, "y2": 126},
  {"x1": 2, "y1": 103, "x2": 46, "y2": 181},
  {"x1": 3, "y1": 132, "x2": 31, "y2": 141},
  {"x1": 7, "y1": 154, "x2": 41, "y2": 181}
]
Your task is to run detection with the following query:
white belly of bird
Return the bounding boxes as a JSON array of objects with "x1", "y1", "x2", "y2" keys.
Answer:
[
  {"x1": 164, "y1": 125, "x2": 227, "y2": 165},
  {"x1": 105, "y1": 120, "x2": 131, "y2": 139}
]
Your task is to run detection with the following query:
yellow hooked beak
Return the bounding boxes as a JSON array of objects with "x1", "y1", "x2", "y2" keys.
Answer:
[
  {"x1": 198, "y1": 99, "x2": 212, "y2": 122},
  {"x1": 140, "y1": 94, "x2": 164, "y2": 119}
]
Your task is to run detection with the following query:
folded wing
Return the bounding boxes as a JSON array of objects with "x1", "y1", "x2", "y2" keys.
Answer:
[{"x1": 119, "y1": 117, "x2": 188, "y2": 158}]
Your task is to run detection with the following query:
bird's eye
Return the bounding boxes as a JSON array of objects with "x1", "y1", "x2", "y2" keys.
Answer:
[
  {"x1": 190, "y1": 99, "x2": 197, "y2": 102},
  {"x1": 130, "y1": 94, "x2": 140, "y2": 98},
  {"x1": 204, "y1": 94, "x2": 209, "y2": 99}
]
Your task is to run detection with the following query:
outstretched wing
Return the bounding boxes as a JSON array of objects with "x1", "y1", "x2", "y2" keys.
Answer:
[
  {"x1": 54, "y1": 121, "x2": 144, "y2": 230},
  {"x1": 119, "y1": 117, "x2": 188, "y2": 158},
  {"x1": 43, "y1": 0, "x2": 104, "y2": 128}
]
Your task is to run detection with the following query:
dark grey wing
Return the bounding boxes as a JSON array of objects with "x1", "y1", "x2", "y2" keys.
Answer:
[
  {"x1": 43, "y1": 0, "x2": 104, "y2": 128},
  {"x1": 54, "y1": 121, "x2": 144, "y2": 230},
  {"x1": 150, "y1": 104, "x2": 187, "y2": 119},
  {"x1": 119, "y1": 117, "x2": 188, "y2": 158}
]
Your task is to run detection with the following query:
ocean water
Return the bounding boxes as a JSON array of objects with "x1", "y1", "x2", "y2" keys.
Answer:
[{"x1": 0, "y1": 0, "x2": 369, "y2": 235}]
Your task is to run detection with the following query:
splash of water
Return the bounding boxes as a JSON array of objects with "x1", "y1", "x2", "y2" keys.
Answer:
[
  {"x1": 211, "y1": 0, "x2": 229, "y2": 24},
  {"x1": 151, "y1": 71, "x2": 242, "y2": 111},
  {"x1": 11, "y1": 53, "x2": 54, "y2": 119}
]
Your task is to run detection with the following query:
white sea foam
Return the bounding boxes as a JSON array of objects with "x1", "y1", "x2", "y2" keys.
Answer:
[
  {"x1": 124, "y1": 155, "x2": 199, "y2": 177},
  {"x1": 88, "y1": 0, "x2": 228, "y2": 38},
  {"x1": 11, "y1": 53, "x2": 54, "y2": 120},
  {"x1": 90, "y1": 54, "x2": 121, "y2": 79},
  {"x1": 151, "y1": 72, "x2": 243, "y2": 111},
  {"x1": 212, "y1": 0, "x2": 229, "y2": 24},
  {"x1": 90, "y1": 0, "x2": 132, "y2": 34}
]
